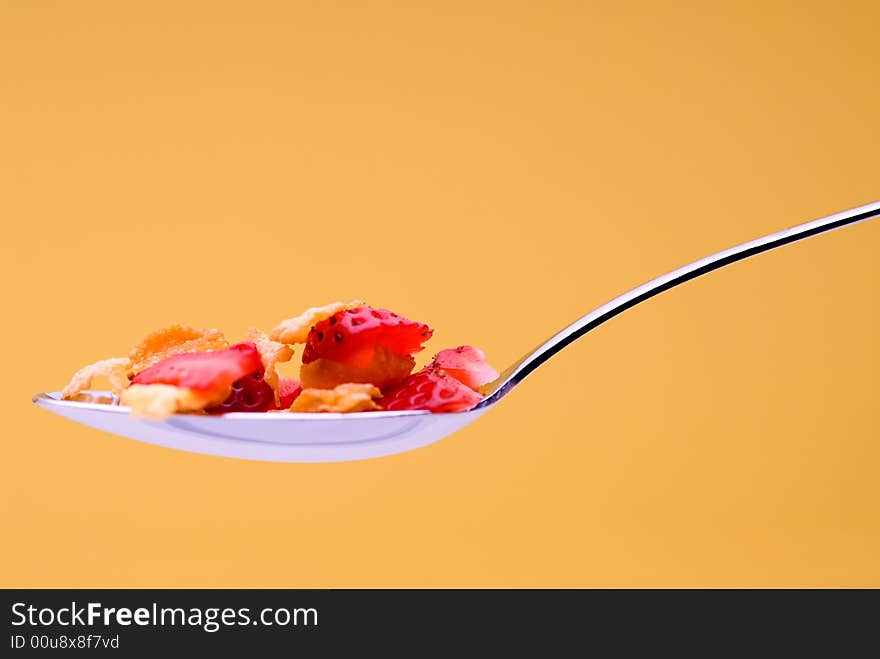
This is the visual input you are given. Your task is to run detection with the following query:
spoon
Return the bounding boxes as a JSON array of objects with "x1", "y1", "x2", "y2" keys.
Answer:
[{"x1": 34, "y1": 200, "x2": 880, "y2": 462}]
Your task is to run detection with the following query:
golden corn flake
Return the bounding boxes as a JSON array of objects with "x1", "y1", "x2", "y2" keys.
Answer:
[
  {"x1": 270, "y1": 300, "x2": 363, "y2": 345},
  {"x1": 128, "y1": 324, "x2": 228, "y2": 374},
  {"x1": 289, "y1": 383, "x2": 381, "y2": 413},
  {"x1": 66, "y1": 392, "x2": 120, "y2": 405},
  {"x1": 120, "y1": 384, "x2": 228, "y2": 420},
  {"x1": 245, "y1": 327, "x2": 293, "y2": 395},
  {"x1": 299, "y1": 346, "x2": 414, "y2": 390},
  {"x1": 62, "y1": 357, "x2": 131, "y2": 400}
]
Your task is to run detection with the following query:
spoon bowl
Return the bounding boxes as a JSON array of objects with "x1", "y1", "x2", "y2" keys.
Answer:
[
  {"x1": 33, "y1": 391, "x2": 489, "y2": 462},
  {"x1": 34, "y1": 199, "x2": 880, "y2": 462}
]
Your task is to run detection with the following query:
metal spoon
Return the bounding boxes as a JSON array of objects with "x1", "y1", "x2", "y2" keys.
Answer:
[{"x1": 34, "y1": 200, "x2": 880, "y2": 462}]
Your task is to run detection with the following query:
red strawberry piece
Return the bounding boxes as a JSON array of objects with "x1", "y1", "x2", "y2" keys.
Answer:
[
  {"x1": 131, "y1": 342, "x2": 263, "y2": 393},
  {"x1": 277, "y1": 377, "x2": 303, "y2": 409},
  {"x1": 207, "y1": 369, "x2": 276, "y2": 414},
  {"x1": 382, "y1": 369, "x2": 482, "y2": 413},
  {"x1": 429, "y1": 345, "x2": 499, "y2": 391},
  {"x1": 302, "y1": 306, "x2": 432, "y2": 368}
]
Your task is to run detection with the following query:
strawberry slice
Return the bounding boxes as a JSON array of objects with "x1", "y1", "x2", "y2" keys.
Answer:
[
  {"x1": 428, "y1": 346, "x2": 499, "y2": 391},
  {"x1": 382, "y1": 369, "x2": 482, "y2": 413},
  {"x1": 207, "y1": 369, "x2": 276, "y2": 414},
  {"x1": 302, "y1": 306, "x2": 432, "y2": 368},
  {"x1": 131, "y1": 342, "x2": 263, "y2": 393},
  {"x1": 277, "y1": 377, "x2": 303, "y2": 409}
]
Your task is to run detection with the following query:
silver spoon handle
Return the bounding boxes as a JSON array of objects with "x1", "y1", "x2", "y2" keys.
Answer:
[{"x1": 481, "y1": 199, "x2": 880, "y2": 405}]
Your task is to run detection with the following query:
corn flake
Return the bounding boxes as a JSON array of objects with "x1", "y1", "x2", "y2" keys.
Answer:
[
  {"x1": 120, "y1": 384, "x2": 228, "y2": 420},
  {"x1": 289, "y1": 383, "x2": 381, "y2": 413},
  {"x1": 270, "y1": 300, "x2": 363, "y2": 345},
  {"x1": 129, "y1": 325, "x2": 228, "y2": 374},
  {"x1": 62, "y1": 357, "x2": 131, "y2": 400},
  {"x1": 245, "y1": 327, "x2": 293, "y2": 396}
]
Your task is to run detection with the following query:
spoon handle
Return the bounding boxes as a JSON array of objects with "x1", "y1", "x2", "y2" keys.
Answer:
[{"x1": 481, "y1": 199, "x2": 880, "y2": 405}]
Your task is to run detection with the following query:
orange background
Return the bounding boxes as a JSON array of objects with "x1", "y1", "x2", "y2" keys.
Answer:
[{"x1": 1, "y1": 0, "x2": 878, "y2": 587}]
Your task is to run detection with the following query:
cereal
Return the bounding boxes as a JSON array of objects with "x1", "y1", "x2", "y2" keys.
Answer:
[
  {"x1": 62, "y1": 357, "x2": 131, "y2": 400},
  {"x1": 300, "y1": 347, "x2": 414, "y2": 390},
  {"x1": 120, "y1": 384, "x2": 228, "y2": 419},
  {"x1": 288, "y1": 383, "x2": 382, "y2": 413},
  {"x1": 245, "y1": 327, "x2": 294, "y2": 396},
  {"x1": 128, "y1": 325, "x2": 227, "y2": 375},
  {"x1": 270, "y1": 300, "x2": 362, "y2": 345},
  {"x1": 59, "y1": 304, "x2": 493, "y2": 416},
  {"x1": 67, "y1": 392, "x2": 119, "y2": 405}
]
